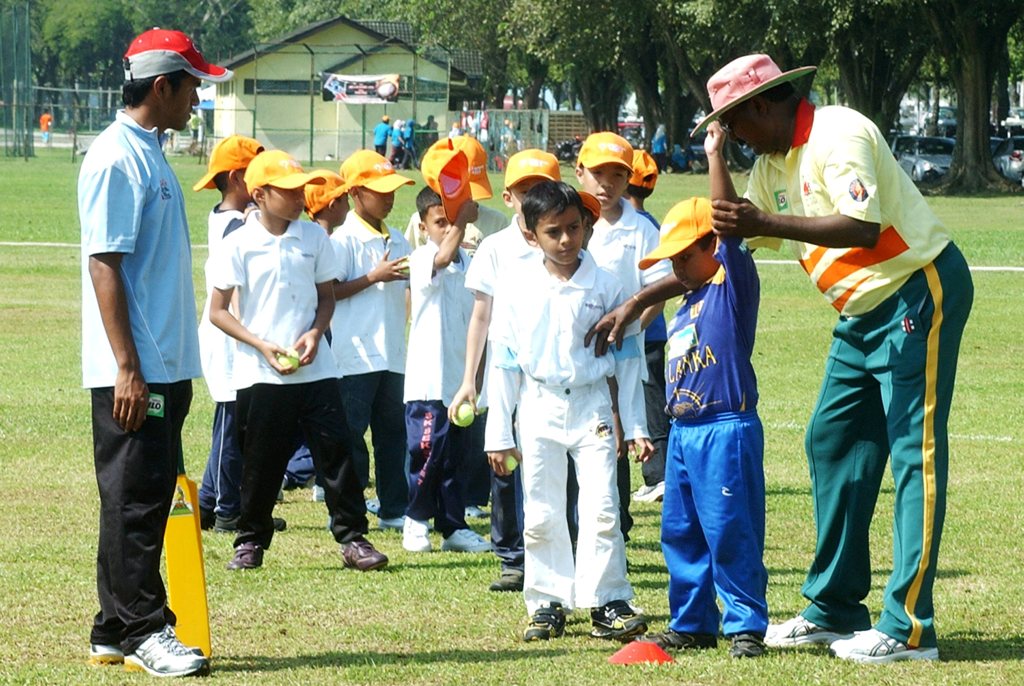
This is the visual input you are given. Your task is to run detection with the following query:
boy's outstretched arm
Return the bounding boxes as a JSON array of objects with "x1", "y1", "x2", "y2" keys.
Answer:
[
  {"x1": 449, "y1": 292, "x2": 492, "y2": 418},
  {"x1": 705, "y1": 121, "x2": 740, "y2": 203},
  {"x1": 585, "y1": 276, "x2": 685, "y2": 355},
  {"x1": 433, "y1": 200, "x2": 479, "y2": 272}
]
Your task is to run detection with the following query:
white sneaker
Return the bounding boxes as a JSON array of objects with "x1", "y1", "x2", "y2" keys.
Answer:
[
  {"x1": 87, "y1": 643, "x2": 123, "y2": 666},
  {"x1": 632, "y1": 482, "x2": 665, "y2": 503},
  {"x1": 441, "y1": 528, "x2": 491, "y2": 553},
  {"x1": 311, "y1": 485, "x2": 325, "y2": 502},
  {"x1": 830, "y1": 628, "x2": 939, "y2": 664},
  {"x1": 464, "y1": 505, "x2": 489, "y2": 519},
  {"x1": 365, "y1": 497, "x2": 380, "y2": 515},
  {"x1": 403, "y1": 517, "x2": 432, "y2": 552},
  {"x1": 124, "y1": 625, "x2": 209, "y2": 677},
  {"x1": 765, "y1": 615, "x2": 854, "y2": 648},
  {"x1": 378, "y1": 516, "x2": 404, "y2": 531}
]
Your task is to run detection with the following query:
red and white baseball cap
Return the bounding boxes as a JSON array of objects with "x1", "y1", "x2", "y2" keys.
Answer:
[{"x1": 124, "y1": 29, "x2": 232, "y2": 83}]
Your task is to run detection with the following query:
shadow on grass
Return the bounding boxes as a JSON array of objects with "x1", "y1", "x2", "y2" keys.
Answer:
[
  {"x1": 938, "y1": 632, "x2": 1024, "y2": 662},
  {"x1": 211, "y1": 647, "x2": 569, "y2": 673}
]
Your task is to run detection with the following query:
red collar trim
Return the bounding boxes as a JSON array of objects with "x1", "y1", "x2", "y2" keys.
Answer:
[{"x1": 792, "y1": 98, "x2": 815, "y2": 148}]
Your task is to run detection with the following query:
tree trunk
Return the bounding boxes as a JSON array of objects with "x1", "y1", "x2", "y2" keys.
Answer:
[
  {"x1": 573, "y1": 67, "x2": 624, "y2": 132},
  {"x1": 923, "y1": 0, "x2": 1024, "y2": 193}
]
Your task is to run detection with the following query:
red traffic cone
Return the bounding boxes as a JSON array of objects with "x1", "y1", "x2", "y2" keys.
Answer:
[{"x1": 608, "y1": 640, "x2": 674, "y2": 665}]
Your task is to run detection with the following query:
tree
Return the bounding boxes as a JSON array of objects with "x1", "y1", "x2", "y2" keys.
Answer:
[{"x1": 922, "y1": 0, "x2": 1024, "y2": 192}]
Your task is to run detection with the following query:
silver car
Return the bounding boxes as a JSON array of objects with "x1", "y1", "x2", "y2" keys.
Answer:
[
  {"x1": 892, "y1": 135, "x2": 954, "y2": 183},
  {"x1": 993, "y1": 136, "x2": 1024, "y2": 182}
]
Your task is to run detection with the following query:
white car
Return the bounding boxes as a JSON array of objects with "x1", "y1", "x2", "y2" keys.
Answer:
[{"x1": 1002, "y1": 107, "x2": 1024, "y2": 130}]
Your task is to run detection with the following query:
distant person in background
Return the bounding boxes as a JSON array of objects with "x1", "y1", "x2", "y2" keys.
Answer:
[
  {"x1": 373, "y1": 115, "x2": 392, "y2": 156},
  {"x1": 401, "y1": 118, "x2": 417, "y2": 169},
  {"x1": 389, "y1": 119, "x2": 405, "y2": 168},
  {"x1": 39, "y1": 109, "x2": 53, "y2": 146},
  {"x1": 651, "y1": 123, "x2": 668, "y2": 172}
]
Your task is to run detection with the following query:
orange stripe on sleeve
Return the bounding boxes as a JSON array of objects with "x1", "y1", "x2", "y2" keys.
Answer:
[{"x1": 814, "y1": 226, "x2": 909, "y2": 295}]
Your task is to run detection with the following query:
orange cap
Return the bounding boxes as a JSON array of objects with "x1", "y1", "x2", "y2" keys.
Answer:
[
  {"x1": 630, "y1": 150, "x2": 659, "y2": 190},
  {"x1": 579, "y1": 191, "x2": 600, "y2": 222},
  {"x1": 637, "y1": 197, "x2": 713, "y2": 269},
  {"x1": 243, "y1": 150, "x2": 326, "y2": 195},
  {"x1": 577, "y1": 131, "x2": 633, "y2": 172},
  {"x1": 304, "y1": 170, "x2": 348, "y2": 216},
  {"x1": 504, "y1": 149, "x2": 560, "y2": 189},
  {"x1": 340, "y1": 150, "x2": 414, "y2": 193},
  {"x1": 428, "y1": 135, "x2": 492, "y2": 199},
  {"x1": 420, "y1": 142, "x2": 473, "y2": 223},
  {"x1": 193, "y1": 135, "x2": 264, "y2": 191}
]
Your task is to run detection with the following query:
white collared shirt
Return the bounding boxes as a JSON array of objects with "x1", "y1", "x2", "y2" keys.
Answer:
[
  {"x1": 403, "y1": 241, "x2": 473, "y2": 404},
  {"x1": 199, "y1": 206, "x2": 246, "y2": 402},
  {"x1": 211, "y1": 212, "x2": 341, "y2": 388},
  {"x1": 587, "y1": 197, "x2": 672, "y2": 296},
  {"x1": 329, "y1": 211, "x2": 411, "y2": 375}
]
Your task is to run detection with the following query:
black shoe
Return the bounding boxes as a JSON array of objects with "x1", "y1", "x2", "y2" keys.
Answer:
[
  {"x1": 640, "y1": 628, "x2": 717, "y2": 651},
  {"x1": 590, "y1": 599, "x2": 647, "y2": 641},
  {"x1": 199, "y1": 507, "x2": 215, "y2": 531},
  {"x1": 489, "y1": 568, "x2": 524, "y2": 592},
  {"x1": 523, "y1": 603, "x2": 566, "y2": 641},
  {"x1": 213, "y1": 515, "x2": 286, "y2": 533},
  {"x1": 226, "y1": 542, "x2": 263, "y2": 570},
  {"x1": 729, "y1": 632, "x2": 766, "y2": 658}
]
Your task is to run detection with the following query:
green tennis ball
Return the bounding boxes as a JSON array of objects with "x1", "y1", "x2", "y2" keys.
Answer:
[
  {"x1": 276, "y1": 347, "x2": 300, "y2": 371},
  {"x1": 452, "y1": 402, "x2": 475, "y2": 427},
  {"x1": 505, "y1": 455, "x2": 519, "y2": 472}
]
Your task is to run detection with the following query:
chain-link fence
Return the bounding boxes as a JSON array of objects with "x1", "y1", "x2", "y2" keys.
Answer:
[{"x1": 0, "y1": 3, "x2": 32, "y2": 158}]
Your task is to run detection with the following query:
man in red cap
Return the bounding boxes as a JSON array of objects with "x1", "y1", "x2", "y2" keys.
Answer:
[{"x1": 78, "y1": 28, "x2": 231, "y2": 677}]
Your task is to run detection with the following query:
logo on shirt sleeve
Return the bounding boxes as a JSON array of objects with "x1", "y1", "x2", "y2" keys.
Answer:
[{"x1": 849, "y1": 178, "x2": 868, "y2": 202}]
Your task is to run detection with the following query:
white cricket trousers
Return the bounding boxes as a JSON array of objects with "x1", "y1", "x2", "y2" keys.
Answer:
[{"x1": 518, "y1": 378, "x2": 634, "y2": 614}]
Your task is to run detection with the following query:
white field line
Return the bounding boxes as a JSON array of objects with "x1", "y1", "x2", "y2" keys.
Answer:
[
  {"x1": 4, "y1": 244, "x2": 1024, "y2": 272},
  {"x1": 767, "y1": 420, "x2": 1013, "y2": 443}
]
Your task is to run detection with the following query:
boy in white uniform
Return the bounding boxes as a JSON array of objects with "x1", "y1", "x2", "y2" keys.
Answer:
[
  {"x1": 330, "y1": 150, "x2": 414, "y2": 530},
  {"x1": 209, "y1": 151, "x2": 387, "y2": 573},
  {"x1": 401, "y1": 183, "x2": 490, "y2": 553},
  {"x1": 485, "y1": 181, "x2": 652, "y2": 642},
  {"x1": 575, "y1": 132, "x2": 671, "y2": 537}
]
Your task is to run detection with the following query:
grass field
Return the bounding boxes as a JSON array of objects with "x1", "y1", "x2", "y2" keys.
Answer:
[{"x1": 1, "y1": 148, "x2": 1022, "y2": 685}]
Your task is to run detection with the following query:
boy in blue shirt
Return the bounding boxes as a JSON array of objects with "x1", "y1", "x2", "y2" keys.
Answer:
[{"x1": 635, "y1": 197, "x2": 768, "y2": 658}]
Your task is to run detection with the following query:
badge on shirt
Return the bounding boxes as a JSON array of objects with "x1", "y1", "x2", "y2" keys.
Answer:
[
  {"x1": 849, "y1": 178, "x2": 869, "y2": 202},
  {"x1": 147, "y1": 393, "x2": 165, "y2": 418},
  {"x1": 773, "y1": 190, "x2": 789, "y2": 211},
  {"x1": 667, "y1": 324, "x2": 697, "y2": 359}
]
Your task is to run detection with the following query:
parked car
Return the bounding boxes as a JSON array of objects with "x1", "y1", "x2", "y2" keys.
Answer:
[
  {"x1": 892, "y1": 135, "x2": 954, "y2": 183},
  {"x1": 922, "y1": 106, "x2": 957, "y2": 137},
  {"x1": 992, "y1": 136, "x2": 1024, "y2": 182}
]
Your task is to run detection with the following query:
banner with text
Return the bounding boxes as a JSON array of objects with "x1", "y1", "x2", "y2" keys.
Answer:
[{"x1": 321, "y1": 73, "x2": 400, "y2": 104}]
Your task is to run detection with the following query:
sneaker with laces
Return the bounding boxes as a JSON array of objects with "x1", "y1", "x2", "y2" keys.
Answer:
[
  {"x1": 342, "y1": 538, "x2": 389, "y2": 571},
  {"x1": 124, "y1": 625, "x2": 209, "y2": 677},
  {"x1": 590, "y1": 600, "x2": 648, "y2": 641},
  {"x1": 464, "y1": 505, "x2": 489, "y2": 519},
  {"x1": 830, "y1": 628, "x2": 938, "y2": 664},
  {"x1": 489, "y1": 568, "x2": 524, "y2": 592},
  {"x1": 441, "y1": 528, "x2": 491, "y2": 552},
  {"x1": 632, "y1": 482, "x2": 665, "y2": 503},
  {"x1": 729, "y1": 632, "x2": 767, "y2": 658},
  {"x1": 523, "y1": 603, "x2": 566, "y2": 641},
  {"x1": 403, "y1": 518, "x2": 432, "y2": 552},
  {"x1": 639, "y1": 628, "x2": 717, "y2": 651},
  {"x1": 88, "y1": 644, "x2": 124, "y2": 666},
  {"x1": 365, "y1": 497, "x2": 380, "y2": 514},
  {"x1": 765, "y1": 615, "x2": 854, "y2": 648},
  {"x1": 226, "y1": 542, "x2": 264, "y2": 570},
  {"x1": 312, "y1": 485, "x2": 325, "y2": 502}
]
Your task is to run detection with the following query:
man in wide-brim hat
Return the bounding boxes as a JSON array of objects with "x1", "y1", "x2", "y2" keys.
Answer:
[{"x1": 699, "y1": 53, "x2": 973, "y2": 665}]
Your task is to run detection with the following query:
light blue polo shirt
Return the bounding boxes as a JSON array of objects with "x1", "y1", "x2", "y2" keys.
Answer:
[{"x1": 79, "y1": 111, "x2": 202, "y2": 388}]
